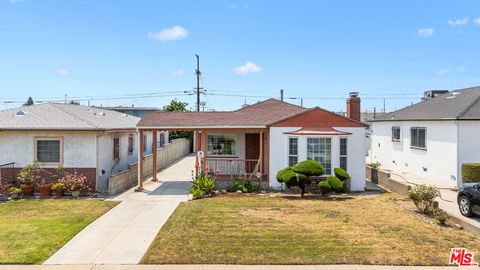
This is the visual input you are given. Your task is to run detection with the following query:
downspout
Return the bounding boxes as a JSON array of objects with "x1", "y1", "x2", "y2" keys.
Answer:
[{"x1": 455, "y1": 120, "x2": 460, "y2": 187}]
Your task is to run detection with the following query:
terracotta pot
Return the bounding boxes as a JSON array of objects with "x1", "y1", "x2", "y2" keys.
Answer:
[
  {"x1": 71, "y1": 190, "x2": 80, "y2": 198},
  {"x1": 20, "y1": 184, "x2": 35, "y2": 197},
  {"x1": 38, "y1": 183, "x2": 53, "y2": 198},
  {"x1": 55, "y1": 188, "x2": 64, "y2": 198}
]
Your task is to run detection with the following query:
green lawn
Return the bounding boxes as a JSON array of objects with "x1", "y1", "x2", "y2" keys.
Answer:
[
  {"x1": 142, "y1": 193, "x2": 479, "y2": 265},
  {"x1": 0, "y1": 199, "x2": 118, "y2": 264}
]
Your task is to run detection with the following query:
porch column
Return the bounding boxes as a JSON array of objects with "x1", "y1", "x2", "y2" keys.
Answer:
[
  {"x1": 136, "y1": 129, "x2": 144, "y2": 191},
  {"x1": 265, "y1": 130, "x2": 269, "y2": 177},
  {"x1": 195, "y1": 130, "x2": 200, "y2": 176},
  {"x1": 259, "y1": 131, "x2": 263, "y2": 174},
  {"x1": 152, "y1": 130, "x2": 157, "y2": 182},
  {"x1": 201, "y1": 129, "x2": 207, "y2": 169}
]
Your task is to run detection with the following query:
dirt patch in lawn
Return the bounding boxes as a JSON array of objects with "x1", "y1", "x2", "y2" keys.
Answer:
[{"x1": 141, "y1": 193, "x2": 479, "y2": 265}]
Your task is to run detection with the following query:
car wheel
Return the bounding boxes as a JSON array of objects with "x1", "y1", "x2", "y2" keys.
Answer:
[{"x1": 459, "y1": 196, "x2": 474, "y2": 217}]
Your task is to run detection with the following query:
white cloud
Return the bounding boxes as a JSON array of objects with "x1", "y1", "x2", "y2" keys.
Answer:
[
  {"x1": 437, "y1": 68, "x2": 450, "y2": 75},
  {"x1": 474, "y1": 17, "x2": 480, "y2": 25},
  {"x1": 448, "y1": 17, "x2": 469, "y2": 26},
  {"x1": 169, "y1": 69, "x2": 184, "y2": 76},
  {"x1": 233, "y1": 61, "x2": 262, "y2": 75},
  {"x1": 148, "y1": 26, "x2": 188, "y2": 42},
  {"x1": 54, "y1": 68, "x2": 69, "y2": 76},
  {"x1": 418, "y1": 28, "x2": 434, "y2": 37}
]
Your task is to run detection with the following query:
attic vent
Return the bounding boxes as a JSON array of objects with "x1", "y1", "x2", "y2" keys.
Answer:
[{"x1": 15, "y1": 111, "x2": 26, "y2": 116}]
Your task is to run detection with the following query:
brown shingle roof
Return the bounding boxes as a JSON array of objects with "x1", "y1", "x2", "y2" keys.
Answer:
[{"x1": 138, "y1": 99, "x2": 307, "y2": 128}]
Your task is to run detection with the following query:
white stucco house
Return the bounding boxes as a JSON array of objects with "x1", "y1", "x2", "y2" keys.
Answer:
[
  {"x1": 369, "y1": 86, "x2": 480, "y2": 187},
  {"x1": 0, "y1": 103, "x2": 168, "y2": 192},
  {"x1": 137, "y1": 95, "x2": 368, "y2": 191}
]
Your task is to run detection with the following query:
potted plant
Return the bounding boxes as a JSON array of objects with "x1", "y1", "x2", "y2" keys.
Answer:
[
  {"x1": 52, "y1": 182, "x2": 64, "y2": 198},
  {"x1": 18, "y1": 162, "x2": 42, "y2": 197},
  {"x1": 9, "y1": 187, "x2": 22, "y2": 200},
  {"x1": 59, "y1": 171, "x2": 89, "y2": 198},
  {"x1": 0, "y1": 184, "x2": 9, "y2": 201}
]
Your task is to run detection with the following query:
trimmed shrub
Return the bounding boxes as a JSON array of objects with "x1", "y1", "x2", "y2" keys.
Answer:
[
  {"x1": 291, "y1": 160, "x2": 326, "y2": 176},
  {"x1": 327, "y1": 176, "x2": 344, "y2": 193},
  {"x1": 227, "y1": 179, "x2": 260, "y2": 193},
  {"x1": 334, "y1": 168, "x2": 350, "y2": 181},
  {"x1": 462, "y1": 163, "x2": 480, "y2": 183},
  {"x1": 407, "y1": 185, "x2": 440, "y2": 215},
  {"x1": 276, "y1": 167, "x2": 310, "y2": 196},
  {"x1": 432, "y1": 208, "x2": 448, "y2": 225},
  {"x1": 318, "y1": 181, "x2": 331, "y2": 195}
]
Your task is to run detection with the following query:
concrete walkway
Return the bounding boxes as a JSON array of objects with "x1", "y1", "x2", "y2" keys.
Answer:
[
  {"x1": 0, "y1": 265, "x2": 462, "y2": 270},
  {"x1": 387, "y1": 170, "x2": 480, "y2": 232},
  {"x1": 44, "y1": 155, "x2": 195, "y2": 265}
]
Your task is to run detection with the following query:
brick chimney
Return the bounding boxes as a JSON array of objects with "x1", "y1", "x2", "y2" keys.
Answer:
[{"x1": 346, "y1": 92, "x2": 361, "y2": 122}]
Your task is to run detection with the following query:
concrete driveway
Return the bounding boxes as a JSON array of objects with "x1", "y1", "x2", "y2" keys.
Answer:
[{"x1": 44, "y1": 155, "x2": 195, "y2": 265}]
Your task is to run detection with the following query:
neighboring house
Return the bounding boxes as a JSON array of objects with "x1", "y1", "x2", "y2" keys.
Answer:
[
  {"x1": 101, "y1": 106, "x2": 160, "y2": 118},
  {"x1": 137, "y1": 96, "x2": 368, "y2": 191},
  {"x1": 0, "y1": 103, "x2": 168, "y2": 192},
  {"x1": 369, "y1": 86, "x2": 480, "y2": 187}
]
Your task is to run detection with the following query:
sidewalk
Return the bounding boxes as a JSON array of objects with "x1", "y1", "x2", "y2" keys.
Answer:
[
  {"x1": 386, "y1": 170, "x2": 480, "y2": 233},
  {"x1": 43, "y1": 156, "x2": 194, "y2": 265},
  {"x1": 0, "y1": 265, "x2": 462, "y2": 270}
]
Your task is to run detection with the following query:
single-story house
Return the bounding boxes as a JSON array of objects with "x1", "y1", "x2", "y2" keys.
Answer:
[
  {"x1": 0, "y1": 103, "x2": 168, "y2": 192},
  {"x1": 369, "y1": 86, "x2": 480, "y2": 187},
  {"x1": 137, "y1": 95, "x2": 368, "y2": 191}
]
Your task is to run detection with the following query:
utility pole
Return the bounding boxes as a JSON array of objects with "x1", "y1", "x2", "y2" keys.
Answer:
[
  {"x1": 195, "y1": 54, "x2": 201, "y2": 112},
  {"x1": 280, "y1": 89, "x2": 284, "y2": 101},
  {"x1": 300, "y1": 98, "x2": 303, "y2": 107},
  {"x1": 383, "y1": 98, "x2": 386, "y2": 113}
]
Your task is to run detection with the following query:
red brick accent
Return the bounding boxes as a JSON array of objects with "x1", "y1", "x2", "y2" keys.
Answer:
[
  {"x1": 270, "y1": 108, "x2": 367, "y2": 128},
  {"x1": 346, "y1": 97, "x2": 361, "y2": 122},
  {"x1": 0, "y1": 167, "x2": 96, "y2": 191}
]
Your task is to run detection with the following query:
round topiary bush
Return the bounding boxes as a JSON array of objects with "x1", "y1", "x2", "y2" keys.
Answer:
[
  {"x1": 318, "y1": 181, "x2": 331, "y2": 195},
  {"x1": 291, "y1": 160, "x2": 326, "y2": 176},
  {"x1": 327, "y1": 176, "x2": 344, "y2": 193},
  {"x1": 462, "y1": 163, "x2": 480, "y2": 183},
  {"x1": 334, "y1": 168, "x2": 350, "y2": 181},
  {"x1": 276, "y1": 166, "x2": 310, "y2": 196}
]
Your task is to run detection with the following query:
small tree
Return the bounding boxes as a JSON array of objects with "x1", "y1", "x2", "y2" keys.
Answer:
[{"x1": 162, "y1": 99, "x2": 193, "y2": 140}]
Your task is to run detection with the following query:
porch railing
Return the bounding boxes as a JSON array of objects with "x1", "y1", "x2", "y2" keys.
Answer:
[{"x1": 205, "y1": 158, "x2": 260, "y2": 177}]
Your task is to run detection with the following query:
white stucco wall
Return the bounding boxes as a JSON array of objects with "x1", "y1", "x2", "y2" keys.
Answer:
[
  {"x1": 96, "y1": 130, "x2": 168, "y2": 191},
  {"x1": 370, "y1": 121, "x2": 458, "y2": 186},
  {"x1": 268, "y1": 126, "x2": 366, "y2": 191},
  {"x1": 457, "y1": 121, "x2": 480, "y2": 184},
  {"x1": 0, "y1": 131, "x2": 97, "y2": 168}
]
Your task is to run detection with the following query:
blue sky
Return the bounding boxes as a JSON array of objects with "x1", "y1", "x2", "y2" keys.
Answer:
[{"x1": 1, "y1": 0, "x2": 479, "y2": 112}]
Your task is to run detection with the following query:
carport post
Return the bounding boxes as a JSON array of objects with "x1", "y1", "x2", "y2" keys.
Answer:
[
  {"x1": 152, "y1": 130, "x2": 158, "y2": 182},
  {"x1": 136, "y1": 129, "x2": 144, "y2": 191}
]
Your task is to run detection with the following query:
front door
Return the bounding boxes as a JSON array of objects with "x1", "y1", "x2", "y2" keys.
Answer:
[{"x1": 245, "y1": 133, "x2": 260, "y2": 173}]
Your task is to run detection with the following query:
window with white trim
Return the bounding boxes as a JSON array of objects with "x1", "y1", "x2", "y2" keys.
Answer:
[
  {"x1": 288, "y1": 137, "x2": 298, "y2": 166},
  {"x1": 392, "y1": 126, "x2": 401, "y2": 142},
  {"x1": 340, "y1": 137, "x2": 347, "y2": 170},
  {"x1": 307, "y1": 137, "x2": 332, "y2": 174},
  {"x1": 207, "y1": 134, "x2": 236, "y2": 156},
  {"x1": 36, "y1": 139, "x2": 61, "y2": 163},
  {"x1": 410, "y1": 127, "x2": 426, "y2": 149}
]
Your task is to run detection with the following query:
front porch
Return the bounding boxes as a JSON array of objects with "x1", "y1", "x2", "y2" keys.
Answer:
[{"x1": 136, "y1": 128, "x2": 269, "y2": 190}]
